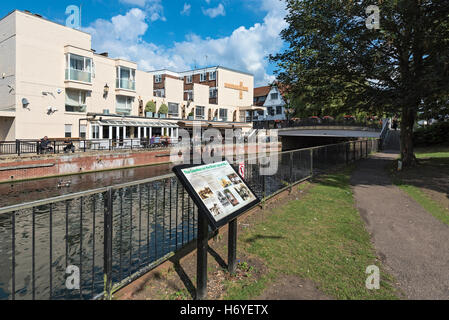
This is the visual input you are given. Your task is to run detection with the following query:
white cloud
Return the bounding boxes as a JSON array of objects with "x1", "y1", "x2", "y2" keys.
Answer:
[
  {"x1": 202, "y1": 3, "x2": 226, "y2": 18},
  {"x1": 86, "y1": 0, "x2": 287, "y2": 86},
  {"x1": 119, "y1": 0, "x2": 166, "y2": 21},
  {"x1": 181, "y1": 3, "x2": 191, "y2": 16}
]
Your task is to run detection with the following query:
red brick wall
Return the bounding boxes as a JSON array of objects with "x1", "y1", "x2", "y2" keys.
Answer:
[{"x1": 0, "y1": 143, "x2": 281, "y2": 183}]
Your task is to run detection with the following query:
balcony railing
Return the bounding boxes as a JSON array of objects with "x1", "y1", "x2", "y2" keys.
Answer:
[
  {"x1": 116, "y1": 78, "x2": 136, "y2": 91},
  {"x1": 65, "y1": 69, "x2": 92, "y2": 83}
]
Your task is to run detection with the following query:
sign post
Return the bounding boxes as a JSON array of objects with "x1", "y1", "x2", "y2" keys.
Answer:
[
  {"x1": 173, "y1": 161, "x2": 260, "y2": 299},
  {"x1": 196, "y1": 213, "x2": 209, "y2": 300},
  {"x1": 228, "y1": 218, "x2": 238, "y2": 274}
]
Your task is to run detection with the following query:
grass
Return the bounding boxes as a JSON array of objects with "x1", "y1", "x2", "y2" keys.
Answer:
[
  {"x1": 224, "y1": 168, "x2": 399, "y2": 300},
  {"x1": 393, "y1": 145, "x2": 449, "y2": 226},
  {"x1": 415, "y1": 145, "x2": 449, "y2": 159},
  {"x1": 397, "y1": 184, "x2": 449, "y2": 226}
]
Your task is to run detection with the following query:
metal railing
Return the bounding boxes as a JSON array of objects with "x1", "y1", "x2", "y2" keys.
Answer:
[
  {"x1": 254, "y1": 119, "x2": 383, "y2": 130},
  {"x1": 0, "y1": 139, "x2": 380, "y2": 300},
  {"x1": 0, "y1": 138, "x2": 178, "y2": 156}
]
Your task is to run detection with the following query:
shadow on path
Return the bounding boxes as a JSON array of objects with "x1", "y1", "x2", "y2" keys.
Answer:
[{"x1": 351, "y1": 151, "x2": 449, "y2": 300}]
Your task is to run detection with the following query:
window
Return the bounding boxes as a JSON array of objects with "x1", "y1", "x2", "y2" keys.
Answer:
[
  {"x1": 209, "y1": 71, "x2": 216, "y2": 81},
  {"x1": 209, "y1": 87, "x2": 218, "y2": 99},
  {"x1": 168, "y1": 103, "x2": 179, "y2": 117},
  {"x1": 65, "y1": 124, "x2": 72, "y2": 138},
  {"x1": 80, "y1": 125, "x2": 87, "y2": 139},
  {"x1": 185, "y1": 90, "x2": 193, "y2": 101},
  {"x1": 65, "y1": 89, "x2": 87, "y2": 113},
  {"x1": 154, "y1": 89, "x2": 165, "y2": 98},
  {"x1": 200, "y1": 73, "x2": 207, "y2": 82},
  {"x1": 196, "y1": 106, "x2": 205, "y2": 119},
  {"x1": 219, "y1": 109, "x2": 228, "y2": 122},
  {"x1": 186, "y1": 75, "x2": 193, "y2": 84},
  {"x1": 270, "y1": 93, "x2": 279, "y2": 100},
  {"x1": 116, "y1": 67, "x2": 136, "y2": 90},
  {"x1": 90, "y1": 125, "x2": 99, "y2": 139},
  {"x1": 155, "y1": 74, "x2": 162, "y2": 83},
  {"x1": 65, "y1": 54, "x2": 92, "y2": 83},
  {"x1": 116, "y1": 96, "x2": 133, "y2": 116},
  {"x1": 268, "y1": 107, "x2": 275, "y2": 116},
  {"x1": 276, "y1": 106, "x2": 283, "y2": 115}
]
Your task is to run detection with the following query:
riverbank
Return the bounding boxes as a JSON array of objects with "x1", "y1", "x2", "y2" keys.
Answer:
[
  {"x1": 115, "y1": 167, "x2": 399, "y2": 300},
  {"x1": 0, "y1": 142, "x2": 281, "y2": 184}
]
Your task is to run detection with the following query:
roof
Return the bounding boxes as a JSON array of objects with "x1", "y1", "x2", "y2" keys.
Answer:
[
  {"x1": 98, "y1": 120, "x2": 179, "y2": 128},
  {"x1": 254, "y1": 86, "x2": 271, "y2": 98}
]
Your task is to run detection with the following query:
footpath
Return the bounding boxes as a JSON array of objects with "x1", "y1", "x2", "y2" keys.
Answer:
[{"x1": 351, "y1": 151, "x2": 449, "y2": 299}]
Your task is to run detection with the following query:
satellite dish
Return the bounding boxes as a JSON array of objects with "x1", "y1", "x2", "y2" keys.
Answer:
[{"x1": 22, "y1": 98, "x2": 30, "y2": 107}]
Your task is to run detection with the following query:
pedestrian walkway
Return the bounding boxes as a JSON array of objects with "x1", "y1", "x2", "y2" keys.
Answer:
[{"x1": 351, "y1": 151, "x2": 449, "y2": 299}]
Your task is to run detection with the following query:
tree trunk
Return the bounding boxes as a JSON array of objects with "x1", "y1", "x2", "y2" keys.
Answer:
[{"x1": 400, "y1": 107, "x2": 417, "y2": 167}]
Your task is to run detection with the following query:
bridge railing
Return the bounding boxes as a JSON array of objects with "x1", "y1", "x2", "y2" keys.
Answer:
[
  {"x1": 254, "y1": 119, "x2": 383, "y2": 130},
  {"x1": 0, "y1": 138, "x2": 380, "y2": 300}
]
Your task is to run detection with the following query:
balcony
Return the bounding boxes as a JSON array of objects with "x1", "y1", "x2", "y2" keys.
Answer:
[
  {"x1": 116, "y1": 78, "x2": 136, "y2": 91},
  {"x1": 65, "y1": 69, "x2": 92, "y2": 83}
]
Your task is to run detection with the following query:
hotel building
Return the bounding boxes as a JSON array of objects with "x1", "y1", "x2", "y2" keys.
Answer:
[{"x1": 0, "y1": 10, "x2": 261, "y2": 143}]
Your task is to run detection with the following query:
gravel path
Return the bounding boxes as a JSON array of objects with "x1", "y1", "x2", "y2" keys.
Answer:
[{"x1": 351, "y1": 152, "x2": 449, "y2": 300}]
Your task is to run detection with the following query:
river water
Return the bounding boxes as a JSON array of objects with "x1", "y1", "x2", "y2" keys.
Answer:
[
  {"x1": 0, "y1": 150, "x2": 315, "y2": 300},
  {"x1": 0, "y1": 164, "x2": 173, "y2": 208}
]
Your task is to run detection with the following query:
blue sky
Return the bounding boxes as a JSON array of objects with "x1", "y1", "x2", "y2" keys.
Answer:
[{"x1": 0, "y1": 0, "x2": 287, "y2": 86}]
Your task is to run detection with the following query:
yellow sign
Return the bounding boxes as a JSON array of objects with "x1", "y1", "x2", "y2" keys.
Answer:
[{"x1": 225, "y1": 82, "x2": 248, "y2": 100}]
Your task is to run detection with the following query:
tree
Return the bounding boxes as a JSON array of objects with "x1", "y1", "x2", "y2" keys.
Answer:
[
  {"x1": 145, "y1": 101, "x2": 156, "y2": 113},
  {"x1": 270, "y1": 0, "x2": 449, "y2": 167},
  {"x1": 159, "y1": 103, "x2": 169, "y2": 115}
]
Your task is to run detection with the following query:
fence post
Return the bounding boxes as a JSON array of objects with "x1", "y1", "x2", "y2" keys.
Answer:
[
  {"x1": 310, "y1": 149, "x2": 314, "y2": 177},
  {"x1": 16, "y1": 140, "x2": 20, "y2": 156},
  {"x1": 103, "y1": 188, "x2": 113, "y2": 300},
  {"x1": 84, "y1": 140, "x2": 86, "y2": 153},
  {"x1": 353, "y1": 141, "x2": 356, "y2": 161},
  {"x1": 289, "y1": 152, "x2": 293, "y2": 193},
  {"x1": 366, "y1": 140, "x2": 369, "y2": 158},
  {"x1": 345, "y1": 142, "x2": 349, "y2": 164},
  {"x1": 228, "y1": 219, "x2": 238, "y2": 274}
]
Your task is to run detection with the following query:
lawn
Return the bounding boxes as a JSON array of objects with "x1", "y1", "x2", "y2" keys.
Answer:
[
  {"x1": 392, "y1": 145, "x2": 449, "y2": 226},
  {"x1": 224, "y1": 168, "x2": 399, "y2": 300}
]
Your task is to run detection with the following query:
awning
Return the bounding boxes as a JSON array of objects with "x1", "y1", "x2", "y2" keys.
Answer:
[
  {"x1": 177, "y1": 121, "x2": 210, "y2": 128},
  {"x1": 239, "y1": 106, "x2": 265, "y2": 111},
  {"x1": 178, "y1": 120, "x2": 251, "y2": 129},
  {"x1": 97, "y1": 119, "x2": 179, "y2": 128}
]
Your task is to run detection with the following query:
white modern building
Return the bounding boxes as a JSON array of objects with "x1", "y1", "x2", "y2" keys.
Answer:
[{"x1": 0, "y1": 10, "x2": 259, "y2": 142}]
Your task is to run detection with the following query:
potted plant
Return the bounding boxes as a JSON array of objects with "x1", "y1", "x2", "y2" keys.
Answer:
[
  {"x1": 159, "y1": 103, "x2": 168, "y2": 119},
  {"x1": 188, "y1": 111, "x2": 194, "y2": 120},
  {"x1": 145, "y1": 101, "x2": 156, "y2": 118}
]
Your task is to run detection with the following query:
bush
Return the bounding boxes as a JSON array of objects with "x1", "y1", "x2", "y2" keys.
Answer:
[
  {"x1": 159, "y1": 103, "x2": 168, "y2": 115},
  {"x1": 414, "y1": 121, "x2": 449, "y2": 146},
  {"x1": 145, "y1": 101, "x2": 156, "y2": 113}
]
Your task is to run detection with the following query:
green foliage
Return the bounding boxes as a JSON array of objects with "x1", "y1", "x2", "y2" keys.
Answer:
[
  {"x1": 145, "y1": 101, "x2": 156, "y2": 113},
  {"x1": 270, "y1": 0, "x2": 449, "y2": 164},
  {"x1": 158, "y1": 103, "x2": 168, "y2": 114},
  {"x1": 414, "y1": 122, "x2": 449, "y2": 146}
]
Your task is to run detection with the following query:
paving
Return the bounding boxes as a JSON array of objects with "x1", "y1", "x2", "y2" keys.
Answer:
[{"x1": 351, "y1": 151, "x2": 449, "y2": 299}]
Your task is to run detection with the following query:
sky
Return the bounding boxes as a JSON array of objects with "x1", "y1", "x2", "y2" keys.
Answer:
[{"x1": 0, "y1": 0, "x2": 288, "y2": 86}]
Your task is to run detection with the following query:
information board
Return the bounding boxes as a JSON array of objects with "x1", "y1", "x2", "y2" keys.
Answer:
[{"x1": 173, "y1": 161, "x2": 260, "y2": 229}]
